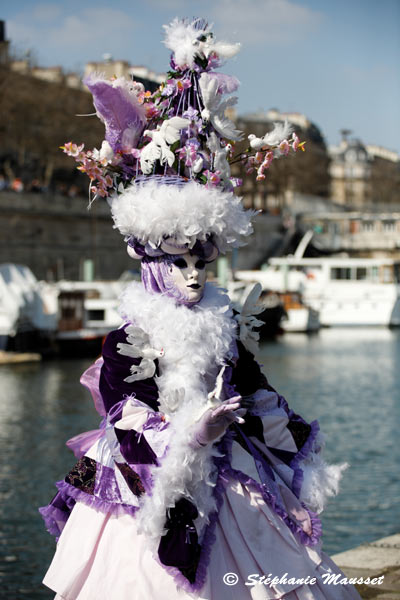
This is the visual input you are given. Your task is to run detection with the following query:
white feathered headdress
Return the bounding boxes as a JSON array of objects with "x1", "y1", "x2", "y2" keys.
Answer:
[
  {"x1": 62, "y1": 17, "x2": 304, "y2": 258},
  {"x1": 110, "y1": 177, "x2": 256, "y2": 256}
]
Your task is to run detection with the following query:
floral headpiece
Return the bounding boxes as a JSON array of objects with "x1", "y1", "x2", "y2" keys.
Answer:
[{"x1": 62, "y1": 17, "x2": 304, "y2": 259}]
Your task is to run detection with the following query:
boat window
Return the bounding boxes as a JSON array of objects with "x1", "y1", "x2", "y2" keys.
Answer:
[
  {"x1": 87, "y1": 309, "x2": 105, "y2": 321},
  {"x1": 371, "y1": 266, "x2": 379, "y2": 282},
  {"x1": 382, "y1": 266, "x2": 392, "y2": 283},
  {"x1": 330, "y1": 267, "x2": 352, "y2": 280},
  {"x1": 356, "y1": 268, "x2": 367, "y2": 280}
]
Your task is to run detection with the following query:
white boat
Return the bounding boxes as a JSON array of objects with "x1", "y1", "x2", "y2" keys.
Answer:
[
  {"x1": 236, "y1": 256, "x2": 400, "y2": 327},
  {"x1": 279, "y1": 292, "x2": 320, "y2": 333},
  {"x1": 0, "y1": 264, "x2": 58, "y2": 350},
  {"x1": 54, "y1": 279, "x2": 127, "y2": 352}
]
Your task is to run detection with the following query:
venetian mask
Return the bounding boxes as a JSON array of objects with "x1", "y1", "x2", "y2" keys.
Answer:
[{"x1": 168, "y1": 253, "x2": 207, "y2": 304}]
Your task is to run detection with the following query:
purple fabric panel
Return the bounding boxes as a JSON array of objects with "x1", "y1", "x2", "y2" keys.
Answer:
[
  {"x1": 66, "y1": 426, "x2": 105, "y2": 459},
  {"x1": 129, "y1": 464, "x2": 153, "y2": 494},
  {"x1": 220, "y1": 429, "x2": 322, "y2": 547},
  {"x1": 290, "y1": 419, "x2": 320, "y2": 499},
  {"x1": 39, "y1": 503, "x2": 73, "y2": 539},
  {"x1": 80, "y1": 358, "x2": 106, "y2": 417},
  {"x1": 39, "y1": 489, "x2": 77, "y2": 539},
  {"x1": 230, "y1": 339, "x2": 276, "y2": 397},
  {"x1": 56, "y1": 480, "x2": 138, "y2": 518},
  {"x1": 94, "y1": 463, "x2": 123, "y2": 503},
  {"x1": 158, "y1": 498, "x2": 200, "y2": 570},
  {"x1": 115, "y1": 427, "x2": 158, "y2": 465},
  {"x1": 100, "y1": 325, "x2": 160, "y2": 415}
]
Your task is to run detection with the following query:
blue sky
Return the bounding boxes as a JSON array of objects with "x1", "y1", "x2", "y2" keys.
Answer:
[{"x1": 3, "y1": 0, "x2": 400, "y2": 153}]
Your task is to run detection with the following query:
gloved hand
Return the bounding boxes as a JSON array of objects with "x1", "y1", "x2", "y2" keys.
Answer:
[{"x1": 193, "y1": 396, "x2": 245, "y2": 447}]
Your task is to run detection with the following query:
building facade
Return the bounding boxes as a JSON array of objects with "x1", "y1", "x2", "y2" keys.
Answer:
[{"x1": 329, "y1": 133, "x2": 400, "y2": 208}]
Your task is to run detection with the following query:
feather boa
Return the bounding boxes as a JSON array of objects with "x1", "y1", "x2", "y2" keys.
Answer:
[
  {"x1": 110, "y1": 179, "x2": 256, "y2": 253},
  {"x1": 119, "y1": 282, "x2": 237, "y2": 540}
]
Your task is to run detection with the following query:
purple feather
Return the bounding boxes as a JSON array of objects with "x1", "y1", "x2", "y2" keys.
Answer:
[
  {"x1": 84, "y1": 75, "x2": 147, "y2": 152},
  {"x1": 207, "y1": 72, "x2": 240, "y2": 94}
]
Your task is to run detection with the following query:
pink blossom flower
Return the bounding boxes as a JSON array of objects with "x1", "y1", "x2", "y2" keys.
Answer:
[
  {"x1": 263, "y1": 151, "x2": 274, "y2": 169},
  {"x1": 178, "y1": 139, "x2": 199, "y2": 167},
  {"x1": 204, "y1": 169, "x2": 221, "y2": 187},
  {"x1": 254, "y1": 151, "x2": 264, "y2": 164},
  {"x1": 292, "y1": 133, "x2": 300, "y2": 152},
  {"x1": 176, "y1": 78, "x2": 191, "y2": 92},
  {"x1": 96, "y1": 186, "x2": 108, "y2": 198},
  {"x1": 144, "y1": 102, "x2": 160, "y2": 118},
  {"x1": 245, "y1": 156, "x2": 255, "y2": 173},
  {"x1": 278, "y1": 139, "x2": 290, "y2": 156},
  {"x1": 256, "y1": 172, "x2": 266, "y2": 181},
  {"x1": 61, "y1": 142, "x2": 84, "y2": 157},
  {"x1": 137, "y1": 90, "x2": 152, "y2": 104}
]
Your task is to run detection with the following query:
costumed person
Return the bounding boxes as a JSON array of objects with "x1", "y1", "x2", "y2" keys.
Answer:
[{"x1": 40, "y1": 18, "x2": 361, "y2": 600}]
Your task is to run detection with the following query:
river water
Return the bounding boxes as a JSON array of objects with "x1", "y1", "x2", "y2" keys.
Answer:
[{"x1": 0, "y1": 328, "x2": 399, "y2": 598}]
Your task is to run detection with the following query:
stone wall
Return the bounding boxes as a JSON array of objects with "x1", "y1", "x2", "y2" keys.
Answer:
[
  {"x1": 0, "y1": 192, "x2": 285, "y2": 280},
  {"x1": 0, "y1": 192, "x2": 136, "y2": 280}
]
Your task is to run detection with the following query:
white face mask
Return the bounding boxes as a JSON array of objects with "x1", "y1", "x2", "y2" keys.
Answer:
[{"x1": 168, "y1": 253, "x2": 207, "y2": 303}]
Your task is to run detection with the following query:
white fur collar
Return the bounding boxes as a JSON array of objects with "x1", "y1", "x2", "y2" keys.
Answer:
[{"x1": 118, "y1": 282, "x2": 237, "y2": 540}]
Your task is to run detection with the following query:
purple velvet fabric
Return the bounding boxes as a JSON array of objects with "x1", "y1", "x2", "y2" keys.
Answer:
[
  {"x1": 99, "y1": 325, "x2": 160, "y2": 415},
  {"x1": 115, "y1": 427, "x2": 158, "y2": 465}
]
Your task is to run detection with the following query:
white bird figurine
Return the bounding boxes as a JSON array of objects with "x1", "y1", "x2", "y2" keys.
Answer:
[
  {"x1": 140, "y1": 117, "x2": 190, "y2": 174},
  {"x1": 117, "y1": 325, "x2": 164, "y2": 382},
  {"x1": 235, "y1": 283, "x2": 265, "y2": 355},
  {"x1": 248, "y1": 120, "x2": 293, "y2": 150},
  {"x1": 207, "y1": 132, "x2": 232, "y2": 183},
  {"x1": 199, "y1": 73, "x2": 243, "y2": 141}
]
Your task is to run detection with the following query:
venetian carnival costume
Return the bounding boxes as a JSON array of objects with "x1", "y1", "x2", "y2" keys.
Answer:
[{"x1": 40, "y1": 18, "x2": 361, "y2": 600}]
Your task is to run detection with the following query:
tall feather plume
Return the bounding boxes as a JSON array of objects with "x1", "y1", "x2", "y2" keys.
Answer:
[{"x1": 84, "y1": 74, "x2": 146, "y2": 152}]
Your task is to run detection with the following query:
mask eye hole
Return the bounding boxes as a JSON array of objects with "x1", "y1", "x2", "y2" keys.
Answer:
[
  {"x1": 195, "y1": 259, "x2": 205, "y2": 270},
  {"x1": 172, "y1": 258, "x2": 187, "y2": 269}
]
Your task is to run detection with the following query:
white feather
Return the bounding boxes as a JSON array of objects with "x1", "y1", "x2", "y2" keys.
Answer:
[
  {"x1": 110, "y1": 179, "x2": 257, "y2": 253},
  {"x1": 163, "y1": 18, "x2": 240, "y2": 68},
  {"x1": 119, "y1": 282, "x2": 237, "y2": 539},
  {"x1": 298, "y1": 433, "x2": 348, "y2": 514}
]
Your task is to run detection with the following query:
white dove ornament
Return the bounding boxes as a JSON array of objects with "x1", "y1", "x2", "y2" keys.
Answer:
[
  {"x1": 117, "y1": 325, "x2": 164, "y2": 382},
  {"x1": 248, "y1": 121, "x2": 294, "y2": 151},
  {"x1": 140, "y1": 117, "x2": 190, "y2": 174},
  {"x1": 207, "y1": 133, "x2": 231, "y2": 183},
  {"x1": 235, "y1": 283, "x2": 265, "y2": 355},
  {"x1": 199, "y1": 73, "x2": 243, "y2": 141}
]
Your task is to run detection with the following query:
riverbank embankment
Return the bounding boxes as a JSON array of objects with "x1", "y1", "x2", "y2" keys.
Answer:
[{"x1": 332, "y1": 533, "x2": 400, "y2": 599}]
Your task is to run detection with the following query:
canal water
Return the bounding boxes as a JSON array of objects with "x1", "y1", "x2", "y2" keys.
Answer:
[{"x1": 0, "y1": 328, "x2": 399, "y2": 598}]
